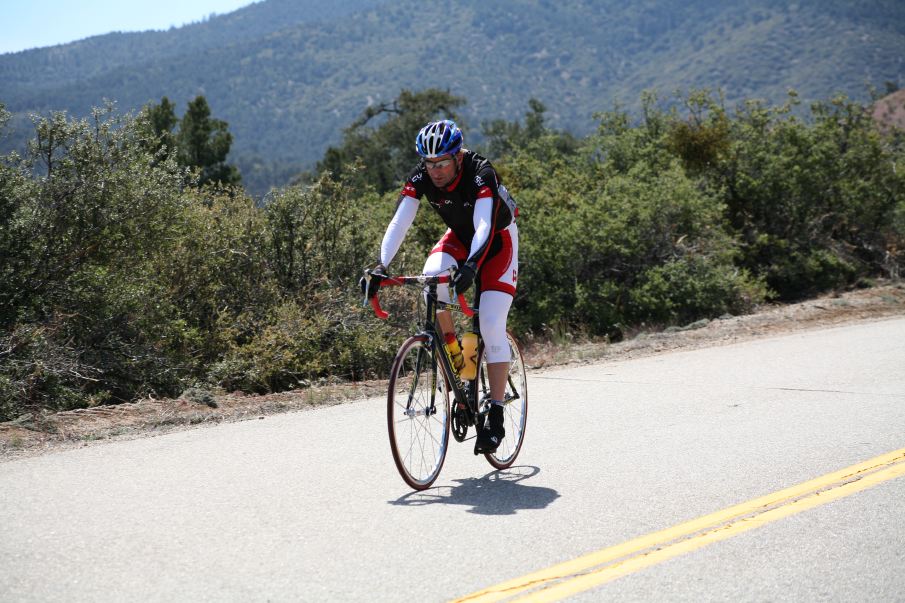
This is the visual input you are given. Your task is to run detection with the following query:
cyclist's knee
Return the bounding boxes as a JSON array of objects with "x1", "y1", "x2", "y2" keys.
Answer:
[
  {"x1": 479, "y1": 291, "x2": 512, "y2": 363},
  {"x1": 422, "y1": 252, "x2": 457, "y2": 303}
]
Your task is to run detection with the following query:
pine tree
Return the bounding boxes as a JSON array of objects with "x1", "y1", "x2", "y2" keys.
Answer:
[
  {"x1": 145, "y1": 95, "x2": 241, "y2": 187},
  {"x1": 177, "y1": 96, "x2": 241, "y2": 187},
  {"x1": 146, "y1": 96, "x2": 178, "y2": 157}
]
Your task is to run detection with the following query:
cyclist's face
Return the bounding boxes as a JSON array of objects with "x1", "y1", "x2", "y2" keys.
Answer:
[{"x1": 424, "y1": 153, "x2": 458, "y2": 187}]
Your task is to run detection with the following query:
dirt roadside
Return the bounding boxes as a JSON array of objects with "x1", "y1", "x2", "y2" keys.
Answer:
[{"x1": 2, "y1": 280, "x2": 903, "y2": 461}]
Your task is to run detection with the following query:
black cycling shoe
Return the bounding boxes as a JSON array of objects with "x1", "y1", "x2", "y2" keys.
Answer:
[{"x1": 474, "y1": 404, "x2": 505, "y2": 454}]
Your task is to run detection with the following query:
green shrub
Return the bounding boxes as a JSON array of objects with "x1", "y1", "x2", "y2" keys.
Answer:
[
  {"x1": 696, "y1": 92, "x2": 905, "y2": 298},
  {"x1": 208, "y1": 291, "x2": 399, "y2": 393},
  {"x1": 0, "y1": 323, "x2": 96, "y2": 421},
  {"x1": 1, "y1": 90, "x2": 903, "y2": 419},
  {"x1": 510, "y1": 136, "x2": 768, "y2": 337},
  {"x1": 630, "y1": 258, "x2": 767, "y2": 324}
]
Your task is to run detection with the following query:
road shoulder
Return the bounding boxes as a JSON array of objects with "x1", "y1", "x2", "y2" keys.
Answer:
[{"x1": 2, "y1": 281, "x2": 903, "y2": 461}]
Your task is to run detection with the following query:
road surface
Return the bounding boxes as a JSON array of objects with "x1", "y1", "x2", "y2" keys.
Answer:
[{"x1": 2, "y1": 318, "x2": 904, "y2": 601}]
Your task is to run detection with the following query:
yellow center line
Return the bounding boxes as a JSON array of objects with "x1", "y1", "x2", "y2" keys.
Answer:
[{"x1": 452, "y1": 447, "x2": 905, "y2": 603}]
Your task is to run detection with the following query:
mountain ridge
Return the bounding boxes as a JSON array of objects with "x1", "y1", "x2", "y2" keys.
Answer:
[{"x1": 2, "y1": 0, "x2": 903, "y2": 194}]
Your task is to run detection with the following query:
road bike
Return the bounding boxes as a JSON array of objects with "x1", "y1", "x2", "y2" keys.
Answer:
[{"x1": 363, "y1": 270, "x2": 528, "y2": 491}]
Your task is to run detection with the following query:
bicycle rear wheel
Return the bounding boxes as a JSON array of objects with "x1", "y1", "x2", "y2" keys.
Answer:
[
  {"x1": 477, "y1": 331, "x2": 528, "y2": 469},
  {"x1": 387, "y1": 335, "x2": 450, "y2": 490}
]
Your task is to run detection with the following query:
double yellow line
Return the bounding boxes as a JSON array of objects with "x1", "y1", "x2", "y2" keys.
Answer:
[{"x1": 454, "y1": 447, "x2": 905, "y2": 602}]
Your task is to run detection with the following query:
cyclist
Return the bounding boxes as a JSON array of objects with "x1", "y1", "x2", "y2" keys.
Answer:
[{"x1": 363, "y1": 119, "x2": 518, "y2": 454}]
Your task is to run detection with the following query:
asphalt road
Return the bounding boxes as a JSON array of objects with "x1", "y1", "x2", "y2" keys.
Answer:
[{"x1": 2, "y1": 318, "x2": 904, "y2": 602}]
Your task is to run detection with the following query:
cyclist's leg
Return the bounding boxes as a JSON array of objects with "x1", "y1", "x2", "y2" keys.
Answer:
[
  {"x1": 476, "y1": 221, "x2": 518, "y2": 400},
  {"x1": 422, "y1": 250, "x2": 458, "y2": 301},
  {"x1": 478, "y1": 291, "x2": 513, "y2": 399},
  {"x1": 473, "y1": 291, "x2": 513, "y2": 454},
  {"x1": 423, "y1": 229, "x2": 467, "y2": 336},
  {"x1": 474, "y1": 223, "x2": 518, "y2": 453},
  {"x1": 475, "y1": 254, "x2": 528, "y2": 464}
]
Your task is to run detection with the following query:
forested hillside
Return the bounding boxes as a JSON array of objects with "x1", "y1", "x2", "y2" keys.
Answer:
[
  {"x1": 2, "y1": 0, "x2": 904, "y2": 195},
  {"x1": 0, "y1": 0, "x2": 383, "y2": 88},
  {"x1": 2, "y1": 87, "x2": 904, "y2": 421}
]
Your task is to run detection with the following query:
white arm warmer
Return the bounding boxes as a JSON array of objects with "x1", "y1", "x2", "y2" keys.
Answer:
[
  {"x1": 468, "y1": 195, "x2": 494, "y2": 260},
  {"x1": 380, "y1": 195, "x2": 419, "y2": 266}
]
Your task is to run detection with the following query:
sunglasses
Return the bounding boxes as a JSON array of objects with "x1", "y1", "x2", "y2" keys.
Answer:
[{"x1": 424, "y1": 157, "x2": 455, "y2": 171}]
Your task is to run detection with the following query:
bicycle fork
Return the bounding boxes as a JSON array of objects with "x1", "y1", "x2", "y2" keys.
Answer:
[{"x1": 403, "y1": 344, "x2": 438, "y2": 418}]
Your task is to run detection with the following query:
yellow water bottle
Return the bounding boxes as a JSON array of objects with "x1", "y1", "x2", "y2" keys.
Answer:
[
  {"x1": 444, "y1": 332, "x2": 464, "y2": 374},
  {"x1": 460, "y1": 332, "x2": 478, "y2": 380}
]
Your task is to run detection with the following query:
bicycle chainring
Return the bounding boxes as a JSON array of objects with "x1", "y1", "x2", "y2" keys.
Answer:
[{"x1": 451, "y1": 404, "x2": 468, "y2": 442}]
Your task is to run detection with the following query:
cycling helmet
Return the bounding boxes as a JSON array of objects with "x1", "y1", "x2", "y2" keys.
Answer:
[{"x1": 415, "y1": 119, "x2": 463, "y2": 158}]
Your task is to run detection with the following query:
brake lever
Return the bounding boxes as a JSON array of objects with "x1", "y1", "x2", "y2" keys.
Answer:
[{"x1": 370, "y1": 296, "x2": 389, "y2": 320}]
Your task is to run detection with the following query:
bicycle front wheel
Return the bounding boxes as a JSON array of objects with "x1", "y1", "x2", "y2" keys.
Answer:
[
  {"x1": 387, "y1": 335, "x2": 450, "y2": 490},
  {"x1": 477, "y1": 331, "x2": 528, "y2": 469}
]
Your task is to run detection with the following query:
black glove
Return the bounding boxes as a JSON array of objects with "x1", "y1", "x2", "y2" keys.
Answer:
[
  {"x1": 452, "y1": 261, "x2": 477, "y2": 295},
  {"x1": 359, "y1": 263, "x2": 387, "y2": 299}
]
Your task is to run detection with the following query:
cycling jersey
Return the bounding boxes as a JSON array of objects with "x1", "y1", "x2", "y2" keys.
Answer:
[{"x1": 401, "y1": 150, "x2": 514, "y2": 267}]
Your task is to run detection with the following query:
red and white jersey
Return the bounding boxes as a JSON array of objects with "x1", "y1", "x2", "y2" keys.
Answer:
[{"x1": 382, "y1": 150, "x2": 516, "y2": 270}]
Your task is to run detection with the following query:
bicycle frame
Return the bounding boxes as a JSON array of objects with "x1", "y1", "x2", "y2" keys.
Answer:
[
  {"x1": 366, "y1": 273, "x2": 481, "y2": 415},
  {"x1": 370, "y1": 269, "x2": 529, "y2": 488}
]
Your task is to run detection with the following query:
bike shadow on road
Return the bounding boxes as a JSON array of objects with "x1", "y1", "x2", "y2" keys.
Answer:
[{"x1": 389, "y1": 466, "x2": 560, "y2": 515}]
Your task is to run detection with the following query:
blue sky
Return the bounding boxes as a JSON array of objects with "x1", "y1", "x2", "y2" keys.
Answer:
[{"x1": 1, "y1": 0, "x2": 257, "y2": 54}]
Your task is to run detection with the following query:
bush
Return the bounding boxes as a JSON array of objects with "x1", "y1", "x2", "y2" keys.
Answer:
[
  {"x1": 1, "y1": 89, "x2": 903, "y2": 420},
  {"x1": 0, "y1": 106, "x2": 191, "y2": 416},
  {"x1": 208, "y1": 285, "x2": 406, "y2": 393},
  {"x1": 690, "y1": 91, "x2": 905, "y2": 299},
  {"x1": 509, "y1": 126, "x2": 767, "y2": 338},
  {"x1": 0, "y1": 323, "x2": 96, "y2": 421},
  {"x1": 630, "y1": 259, "x2": 766, "y2": 324}
]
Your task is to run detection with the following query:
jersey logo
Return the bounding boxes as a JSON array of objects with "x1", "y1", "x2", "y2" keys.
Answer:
[{"x1": 474, "y1": 175, "x2": 484, "y2": 187}]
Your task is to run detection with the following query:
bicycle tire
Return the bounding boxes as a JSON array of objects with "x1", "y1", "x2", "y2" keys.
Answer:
[
  {"x1": 478, "y1": 331, "x2": 528, "y2": 469},
  {"x1": 387, "y1": 335, "x2": 451, "y2": 490}
]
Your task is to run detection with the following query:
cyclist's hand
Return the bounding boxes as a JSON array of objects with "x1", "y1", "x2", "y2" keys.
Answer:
[
  {"x1": 452, "y1": 261, "x2": 477, "y2": 295},
  {"x1": 360, "y1": 263, "x2": 387, "y2": 299}
]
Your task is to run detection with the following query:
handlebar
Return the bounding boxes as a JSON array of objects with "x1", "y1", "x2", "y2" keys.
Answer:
[{"x1": 363, "y1": 273, "x2": 474, "y2": 319}]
